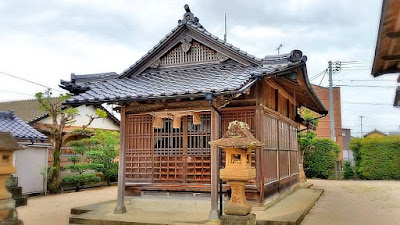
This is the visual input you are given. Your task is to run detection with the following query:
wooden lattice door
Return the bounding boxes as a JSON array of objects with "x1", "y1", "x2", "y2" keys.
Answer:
[{"x1": 153, "y1": 113, "x2": 211, "y2": 184}]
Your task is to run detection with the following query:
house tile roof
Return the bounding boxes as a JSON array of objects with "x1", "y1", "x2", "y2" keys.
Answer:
[
  {"x1": 0, "y1": 98, "x2": 61, "y2": 123},
  {"x1": 64, "y1": 58, "x2": 304, "y2": 105},
  {"x1": 0, "y1": 110, "x2": 47, "y2": 140}
]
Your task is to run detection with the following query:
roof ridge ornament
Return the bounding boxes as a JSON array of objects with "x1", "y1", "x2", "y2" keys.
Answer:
[{"x1": 178, "y1": 4, "x2": 202, "y2": 28}]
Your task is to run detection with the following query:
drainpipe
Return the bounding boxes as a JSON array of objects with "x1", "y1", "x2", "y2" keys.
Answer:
[{"x1": 205, "y1": 93, "x2": 223, "y2": 217}]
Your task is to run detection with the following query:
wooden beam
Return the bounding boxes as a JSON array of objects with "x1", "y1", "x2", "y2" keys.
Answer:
[
  {"x1": 386, "y1": 31, "x2": 400, "y2": 39},
  {"x1": 381, "y1": 54, "x2": 400, "y2": 61},
  {"x1": 383, "y1": 11, "x2": 400, "y2": 70}
]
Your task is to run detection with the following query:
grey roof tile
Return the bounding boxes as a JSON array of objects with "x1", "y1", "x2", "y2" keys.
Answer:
[
  {"x1": 65, "y1": 60, "x2": 300, "y2": 104},
  {"x1": 0, "y1": 111, "x2": 47, "y2": 140}
]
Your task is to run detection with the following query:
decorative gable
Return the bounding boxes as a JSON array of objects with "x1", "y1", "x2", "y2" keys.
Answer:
[{"x1": 150, "y1": 37, "x2": 229, "y2": 68}]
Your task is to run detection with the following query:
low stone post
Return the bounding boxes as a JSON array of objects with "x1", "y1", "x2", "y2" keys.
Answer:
[
  {"x1": 209, "y1": 121, "x2": 262, "y2": 225},
  {"x1": 0, "y1": 132, "x2": 23, "y2": 225}
]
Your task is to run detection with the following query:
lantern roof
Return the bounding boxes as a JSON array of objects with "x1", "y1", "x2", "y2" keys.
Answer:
[{"x1": 209, "y1": 121, "x2": 263, "y2": 149}]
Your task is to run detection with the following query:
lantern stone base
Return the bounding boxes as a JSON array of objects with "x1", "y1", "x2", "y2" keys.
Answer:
[
  {"x1": 224, "y1": 181, "x2": 252, "y2": 216},
  {"x1": 221, "y1": 213, "x2": 256, "y2": 225},
  {"x1": 0, "y1": 199, "x2": 22, "y2": 224}
]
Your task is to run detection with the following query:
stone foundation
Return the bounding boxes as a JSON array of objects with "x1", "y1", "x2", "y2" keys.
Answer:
[{"x1": 221, "y1": 213, "x2": 256, "y2": 225}]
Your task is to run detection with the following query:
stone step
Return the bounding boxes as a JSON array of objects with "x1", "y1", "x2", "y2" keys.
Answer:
[{"x1": 255, "y1": 188, "x2": 323, "y2": 225}]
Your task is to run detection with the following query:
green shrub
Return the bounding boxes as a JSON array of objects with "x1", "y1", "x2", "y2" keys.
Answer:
[
  {"x1": 343, "y1": 161, "x2": 354, "y2": 179},
  {"x1": 352, "y1": 136, "x2": 400, "y2": 180},
  {"x1": 304, "y1": 138, "x2": 340, "y2": 179},
  {"x1": 62, "y1": 174, "x2": 101, "y2": 192}
]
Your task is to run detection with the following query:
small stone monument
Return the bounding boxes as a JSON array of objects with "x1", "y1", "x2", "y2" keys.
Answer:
[
  {"x1": 209, "y1": 121, "x2": 262, "y2": 225},
  {"x1": 0, "y1": 132, "x2": 23, "y2": 225}
]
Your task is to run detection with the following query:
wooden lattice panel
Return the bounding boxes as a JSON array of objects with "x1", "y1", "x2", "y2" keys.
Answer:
[
  {"x1": 290, "y1": 151, "x2": 299, "y2": 175},
  {"x1": 125, "y1": 114, "x2": 153, "y2": 182},
  {"x1": 159, "y1": 41, "x2": 219, "y2": 67},
  {"x1": 186, "y1": 155, "x2": 211, "y2": 184},
  {"x1": 278, "y1": 121, "x2": 290, "y2": 150},
  {"x1": 279, "y1": 151, "x2": 290, "y2": 178},
  {"x1": 187, "y1": 113, "x2": 211, "y2": 155},
  {"x1": 263, "y1": 114, "x2": 278, "y2": 150},
  {"x1": 289, "y1": 126, "x2": 298, "y2": 151},
  {"x1": 263, "y1": 150, "x2": 278, "y2": 183},
  {"x1": 154, "y1": 118, "x2": 184, "y2": 155},
  {"x1": 153, "y1": 156, "x2": 184, "y2": 183}
]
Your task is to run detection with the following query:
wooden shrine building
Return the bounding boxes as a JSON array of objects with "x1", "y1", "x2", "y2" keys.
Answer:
[{"x1": 61, "y1": 5, "x2": 327, "y2": 215}]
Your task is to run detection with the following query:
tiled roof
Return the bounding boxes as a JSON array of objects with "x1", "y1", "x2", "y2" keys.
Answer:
[
  {"x1": 120, "y1": 21, "x2": 261, "y2": 78},
  {"x1": 60, "y1": 72, "x2": 118, "y2": 93},
  {"x1": 0, "y1": 110, "x2": 47, "y2": 140},
  {"x1": 65, "y1": 58, "x2": 304, "y2": 105},
  {"x1": 0, "y1": 98, "x2": 61, "y2": 123}
]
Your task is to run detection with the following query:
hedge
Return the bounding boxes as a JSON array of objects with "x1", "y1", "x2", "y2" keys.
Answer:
[
  {"x1": 351, "y1": 136, "x2": 400, "y2": 180},
  {"x1": 304, "y1": 138, "x2": 340, "y2": 179}
]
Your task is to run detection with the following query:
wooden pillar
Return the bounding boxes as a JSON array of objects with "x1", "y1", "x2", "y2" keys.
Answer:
[
  {"x1": 114, "y1": 106, "x2": 127, "y2": 214},
  {"x1": 255, "y1": 106, "x2": 264, "y2": 202},
  {"x1": 255, "y1": 81, "x2": 265, "y2": 203},
  {"x1": 209, "y1": 109, "x2": 220, "y2": 219}
]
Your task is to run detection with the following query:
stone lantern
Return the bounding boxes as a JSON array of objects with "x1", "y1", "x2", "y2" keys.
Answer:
[
  {"x1": 0, "y1": 132, "x2": 23, "y2": 225},
  {"x1": 209, "y1": 121, "x2": 262, "y2": 224}
]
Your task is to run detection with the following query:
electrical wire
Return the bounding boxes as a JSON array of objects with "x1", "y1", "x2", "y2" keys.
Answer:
[
  {"x1": 335, "y1": 84, "x2": 397, "y2": 88},
  {"x1": 0, "y1": 71, "x2": 65, "y2": 92}
]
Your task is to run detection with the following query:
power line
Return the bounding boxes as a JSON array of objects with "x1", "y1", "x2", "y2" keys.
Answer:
[
  {"x1": 0, "y1": 71, "x2": 64, "y2": 92},
  {"x1": 335, "y1": 84, "x2": 397, "y2": 88},
  {"x1": 333, "y1": 79, "x2": 395, "y2": 82},
  {"x1": 342, "y1": 102, "x2": 392, "y2": 105}
]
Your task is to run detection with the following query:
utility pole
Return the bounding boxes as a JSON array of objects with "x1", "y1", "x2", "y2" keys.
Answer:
[
  {"x1": 224, "y1": 13, "x2": 227, "y2": 42},
  {"x1": 360, "y1": 116, "x2": 364, "y2": 137},
  {"x1": 328, "y1": 61, "x2": 336, "y2": 141},
  {"x1": 276, "y1": 44, "x2": 283, "y2": 54}
]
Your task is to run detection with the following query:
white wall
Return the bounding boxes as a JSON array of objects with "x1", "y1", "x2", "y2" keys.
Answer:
[
  {"x1": 15, "y1": 145, "x2": 48, "y2": 194},
  {"x1": 39, "y1": 105, "x2": 119, "y2": 131},
  {"x1": 343, "y1": 149, "x2": 354, "y2": 166}
]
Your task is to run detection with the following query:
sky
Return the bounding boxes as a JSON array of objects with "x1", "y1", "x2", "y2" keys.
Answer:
[{"x1": 0, "y1": 0, "x2": 399, "y2": 137}]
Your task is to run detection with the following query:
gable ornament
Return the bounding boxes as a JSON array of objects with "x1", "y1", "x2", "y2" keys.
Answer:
[
  {"x1": 180, "y1": 36, "x2": 193, "y2": 53},
  {"x1": 149, "y1": 59, "x2": 161, "y2": 68}
]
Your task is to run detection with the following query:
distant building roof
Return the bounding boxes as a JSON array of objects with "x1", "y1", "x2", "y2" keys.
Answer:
[
  {"x1": 0, "y1": 110, "x2": 47, "y2": 140},
  {"x1": 364, "y1": 129, "x2": 388, "y2": 138},
  {"x1": 0, "y1": 98, "x2": 120, "y2": 126},
  {"x1": 0, "y1": 98, "x2": 61, "y2": 123}
]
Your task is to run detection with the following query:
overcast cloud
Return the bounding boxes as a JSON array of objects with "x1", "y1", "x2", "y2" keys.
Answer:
[{"x1": 0, "y1": 0, "x2": 398, "y2": 136}]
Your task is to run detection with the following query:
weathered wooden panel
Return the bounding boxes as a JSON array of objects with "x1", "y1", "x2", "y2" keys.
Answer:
[
  {"x1": 125, "y1": 114, "x2": 153, "y2": 182},
  {"x1": 290, "y1": 151, "x2": 298, "y2": 175},
  {"x1": 278, "y1": 121, "x2": 290, "y2": 150},
  {"x1": 263, "y1": 114, "x2": 278, "y2": 149},
  {"x1": 263, "y1": 150, "x2": 278, "y2": 183},
  {"x1": 279, "y1": 150, "x2": 289, "y2": 178}
]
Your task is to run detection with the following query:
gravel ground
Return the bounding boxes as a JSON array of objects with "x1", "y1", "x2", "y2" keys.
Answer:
[
  {"x1": 16, "y1": 180, "x2": 400, "y2": 225},
  {"x1": 302, "y1": 179, "x2": 400, "y2": 225},
  {"x1": 17, "y1": 186, "x2": 117, "y2": 225}
]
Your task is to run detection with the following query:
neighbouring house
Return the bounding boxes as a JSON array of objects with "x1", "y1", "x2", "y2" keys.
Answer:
[
  {"x1": 364, "y1": 129, "x2": 387, "y2": 138},
  {"x1": 312, "y1": 85, "x2": 343, "y2": 166},
  {"x1": 0, "y1": 98, "x2": 120, "y2": 167},
  {"x1": 372, "y1": 0, "x2": 400, "y2": 107},
  {"x1": 60, "y1": 4, "x2": 327, "y2": 215},
  {"x1": 0, "y1": 110, "x2": 49, "y2": 195},
  {"x1": 342, "y1": 128, "x2": 354, "y2": 166}
]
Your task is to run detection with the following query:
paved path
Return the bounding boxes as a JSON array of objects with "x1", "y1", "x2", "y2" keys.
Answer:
[
  {"x1": 17, "y1": 186, "x2": 117, "y2": 225},
  {"x1": 302, "y1": 179, "x2": 400, "y2": 225}
]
